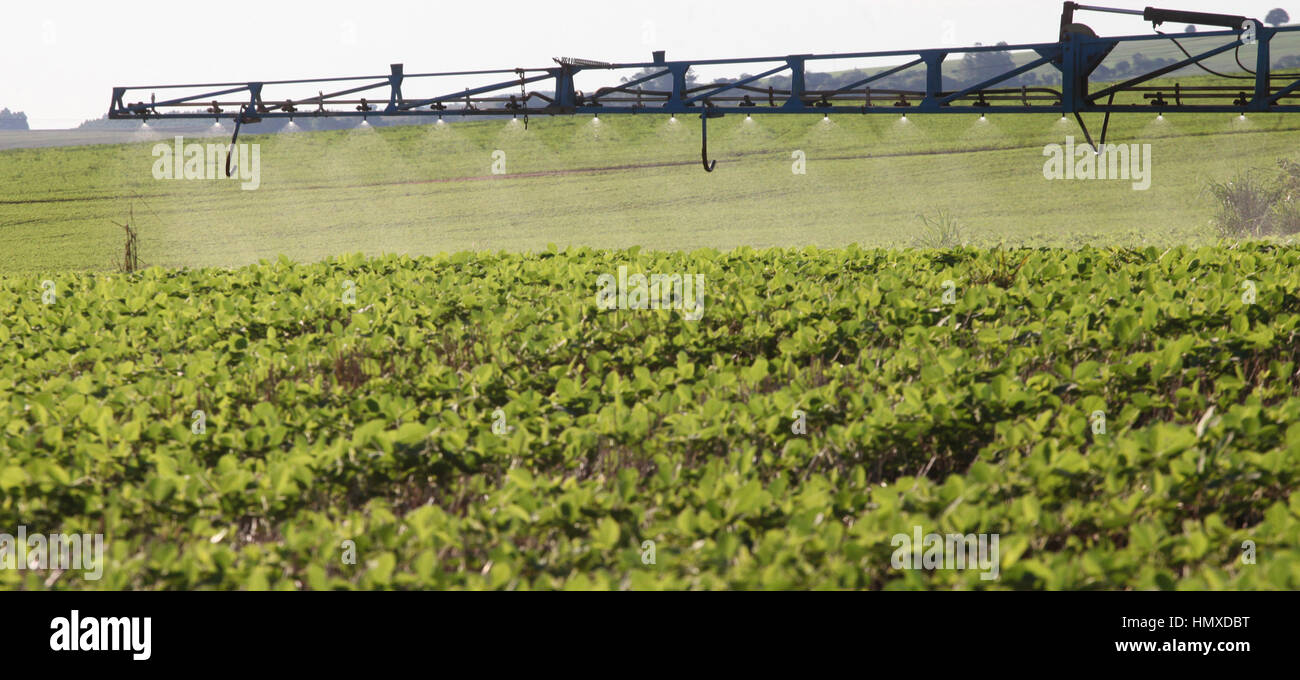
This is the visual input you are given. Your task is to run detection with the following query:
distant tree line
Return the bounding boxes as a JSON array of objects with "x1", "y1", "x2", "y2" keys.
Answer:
[
  {"x1": 617, "y1": 68, "x2": 699, "y2": 93},
  {"x1": 740, "y1": 44, "x2": 1182, "y2": 95},
  {"x1": 723, "y1": 45, "x2": 1197, "y2": 97},
  {"x1": 0, "y1": 108, "x2": 29, "y2": 130}
]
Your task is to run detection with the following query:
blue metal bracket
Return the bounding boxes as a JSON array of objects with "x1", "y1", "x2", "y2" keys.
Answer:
[{"x1": 386, "y1": 64, "x2": 404, "y2": 114}]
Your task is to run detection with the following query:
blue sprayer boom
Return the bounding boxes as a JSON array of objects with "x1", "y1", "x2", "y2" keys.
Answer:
[{"x1": 110, "y1": 4, "x2": 1300, "y2": 173}]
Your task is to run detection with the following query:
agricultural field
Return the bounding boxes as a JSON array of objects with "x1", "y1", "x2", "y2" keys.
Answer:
[
  {"x1": 3, "y1": 66, "x2": 1300, "y2": 591},
  {"x1": 1, "y1": 245, "x2": 1298, "y2": 589},
  {"x1": 3, "y1": 97, "x2": 1300, "y2": 272}
]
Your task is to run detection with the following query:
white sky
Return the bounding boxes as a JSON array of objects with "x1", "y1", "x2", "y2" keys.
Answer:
[{"x1": 1, "y1": 0, "x2": 1291, "y2": 128}]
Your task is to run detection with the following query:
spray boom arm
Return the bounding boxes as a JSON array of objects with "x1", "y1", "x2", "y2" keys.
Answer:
[
  {"x1": 110, "y1": 3, "x2": 1296, "y2": 172},
  {"x1": 1062, "y1": 3, "x2": 1254, "y2": 35}
]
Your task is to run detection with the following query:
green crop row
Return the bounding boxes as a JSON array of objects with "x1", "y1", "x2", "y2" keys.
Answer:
[{"x1": 1, "y1": 244, "x2": 1298, "y2": 589}]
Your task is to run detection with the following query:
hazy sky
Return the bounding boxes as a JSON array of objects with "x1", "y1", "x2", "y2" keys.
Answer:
[{"x1": 2, "y1": 0, "x2": 1291, "y2": 128}]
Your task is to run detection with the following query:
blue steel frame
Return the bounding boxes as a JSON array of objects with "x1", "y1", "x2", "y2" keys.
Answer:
[{"x1": 108, "y1": 15, "x2": 1300, "y2": 171}]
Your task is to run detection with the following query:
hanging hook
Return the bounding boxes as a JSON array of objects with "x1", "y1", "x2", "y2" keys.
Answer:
[
  {"x1": 224, "y1": 111, "x2": 245, "y2": 178},
  {"x1": 700, "y1": 109, "x2": 721, "y2": 172},
  {"x1": 225, "y1": 104, "x2": 261, "y2": 177}
]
